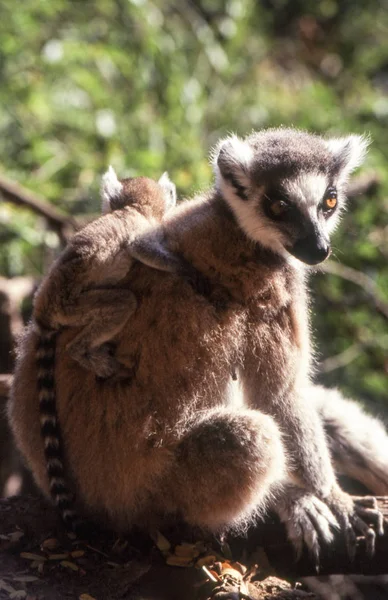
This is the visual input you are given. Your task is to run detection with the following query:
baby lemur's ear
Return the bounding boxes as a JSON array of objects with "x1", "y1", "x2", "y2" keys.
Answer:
[
  {"x1": 212, "y1": 135, "x2": 254, "y2": 203},
  {"x1": 325, "y1": 134, "x2": 370, "y2": 181},
  {"x1": 101, "y1": 166, "x2": 123, "y2": 214},
  {"x1": 158, "y1": 172, "x2": 177, "y2": 211}
]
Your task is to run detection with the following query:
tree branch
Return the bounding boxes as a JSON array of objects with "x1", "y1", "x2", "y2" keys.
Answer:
[
  {"x1": 0, "y1": 174, "x2": 78, "y2": 242},
  {"x1": 347, "y1": 172, "x2": 380, "y2": 199},
  {"x1": 321, "y1": 260, "x2": 388, "y2": 321}
]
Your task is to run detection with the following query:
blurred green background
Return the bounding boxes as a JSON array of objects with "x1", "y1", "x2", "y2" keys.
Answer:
[{"x1": 0, "y1": 0, "x2": 387, "y2": 411}]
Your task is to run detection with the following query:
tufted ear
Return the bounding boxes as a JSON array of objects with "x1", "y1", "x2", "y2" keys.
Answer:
[
  {"x1": 325, "y1": 134, "x2": 370, "y2": 180},
  {"x1": 212, "y1": 135, "x2": 254, "y2": 202},
  {"x1": 158, "y1": 172, "x2": 177, "y2": 211},
  {"x1": 100, "y1": 166, "x2": 123, "y2": 214}
]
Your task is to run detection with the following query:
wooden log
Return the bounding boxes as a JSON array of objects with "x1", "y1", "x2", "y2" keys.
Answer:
[{"x1": 0, "y1": 173, "x2": 78, "y2": 242}]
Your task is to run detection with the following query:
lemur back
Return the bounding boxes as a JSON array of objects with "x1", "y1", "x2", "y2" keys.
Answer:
[
  {"x1": 34, "y1": 170, "x2": 181, "y2": 531},
  {"x1": 34, "y1": 170, "x2": 178, "y2": 372}
]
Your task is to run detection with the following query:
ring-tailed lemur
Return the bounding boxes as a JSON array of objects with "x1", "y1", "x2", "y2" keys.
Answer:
[{"x1": 9, "y1": 128, "x2": 385, "y2": 560}]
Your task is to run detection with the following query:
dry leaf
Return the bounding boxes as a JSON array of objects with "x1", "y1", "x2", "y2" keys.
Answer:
[
  {"x1": 41, "y1": 538, "x2": 60, "y2": 551},
  {"x1": 0, "y1": 579, "x2": 16, "y2": 593},
  {"x1": 174, "y1": 543, "x2": 200, "y2": 559},
  {"x1": 71, "y1": 550, "x2": 85, "y2": 558},
  {"x1": 166, "y1": 555, "x2": 193, "y2": 567},
  {"x1": 7, "y1": 531, "x2": 24, "y2": 543},
  {"x1": 12, "y1": 577, "x2": 39, "y2": 583},
  {"x1": 60, "y1": 560, "x2": 79, "y2": 571},
  {"x1": 79, "y1": 595, "x2": 97, "y2": 600},
  {"x1": 228, "y1": 561, "x2": 246, "y2": 576},
  {"x1": 48, "y1": 553, "x2": 70, "y2": 561},
  {"x1": 152, "y1": 531, "x2": 171, "y2": 553},
  {"x1": 20, "y1": 553, "x2": 46, "y2": 562}
]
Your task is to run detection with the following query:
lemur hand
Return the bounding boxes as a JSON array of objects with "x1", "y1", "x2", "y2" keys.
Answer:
[{"x1": 322, "y1": 484, "x2": 384, "y2": 559}]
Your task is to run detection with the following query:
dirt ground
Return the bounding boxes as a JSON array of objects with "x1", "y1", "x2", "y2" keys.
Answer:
[{"x1": 0, "y1": 495, "x2": 318, "y2": 600}]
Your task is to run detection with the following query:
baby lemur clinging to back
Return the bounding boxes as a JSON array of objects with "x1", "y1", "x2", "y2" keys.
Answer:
[
  {"x1": 9, "y1": 128, "x2": 386, "y2": 560},
  {"x1": 33, "y1": 168, "x2": 210, "y2": 530},
  {"x1": 34, "y1": 168, "x2": 191, "y2": 379}
]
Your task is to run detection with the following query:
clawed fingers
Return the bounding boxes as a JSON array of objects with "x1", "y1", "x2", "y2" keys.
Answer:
[
  {"x1": 354, "y1": 500, "x2": 385, "y2": 536},
  {"x1": 351, "y1": 514, "x2": 376, "y2": 558},
  {"x1": 354, "y1": 495, "x2": 378, "y2": 509},
  {"x1": 328, "y1": 491, "x2": 384, "y2": 559},
  {"x1": 276, "y1": 489, "x2": 384, "y2": 565},
  {"x1": 344, "y1": 522, "x2": 357, "y2": 561},
  {"x1": 277, "y1": 493, "x2": 339, "y2": 565},
  {"x1": 284, "y1": 519, "x2": 304, "y2": 561},
  {"x1": 330, "y1": 506, "x2": 357, "y2": 561},
  {"x1": 310, "y1": 497, "x2": 340, "y2": 531}
]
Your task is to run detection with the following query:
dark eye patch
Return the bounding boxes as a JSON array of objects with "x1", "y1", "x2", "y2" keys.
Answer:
[{"x1": 263, "y1": 187, "x2": 298, "y2": 222}]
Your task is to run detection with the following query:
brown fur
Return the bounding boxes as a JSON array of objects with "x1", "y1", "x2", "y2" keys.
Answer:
[
  {"x1": 8, "y1": 130, "x2": 383, "y2": 554},
  {"x1": 33, "y1": 176, "x2": 178, "y2": 377},
  {"x1": 9, "y1": 192, "x2": 321, "y2": 532}
]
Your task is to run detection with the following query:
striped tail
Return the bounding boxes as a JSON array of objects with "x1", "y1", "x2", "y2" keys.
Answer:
[{"x1": 36, "y1": 328, "x2": 81, "y2": 533}]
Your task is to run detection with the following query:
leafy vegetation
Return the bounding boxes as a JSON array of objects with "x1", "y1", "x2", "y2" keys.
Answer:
[{"x1": 0, "y1": 0, "x2": 387, "y2": 408}]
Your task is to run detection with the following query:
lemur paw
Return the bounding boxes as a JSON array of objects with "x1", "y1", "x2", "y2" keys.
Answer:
[
  {"x1": 325, "y1": 488, "x2": 384, "y2": 559},
  {"x1": 274, "y1": 486, "x2": 339, "y2": 564}
]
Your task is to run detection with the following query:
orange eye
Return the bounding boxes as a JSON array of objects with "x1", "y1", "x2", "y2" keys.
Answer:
[
  {"x1": 325, "y1": 196, "x2": 337, "y2": 210},
  {"x1": 270, "y1": 200, "x2": 289, "y2": 216}
]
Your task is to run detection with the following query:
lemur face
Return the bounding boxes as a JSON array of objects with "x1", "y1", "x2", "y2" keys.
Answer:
[{"x1": 213, "y1": 128, "x2": 369, "y2": 266}]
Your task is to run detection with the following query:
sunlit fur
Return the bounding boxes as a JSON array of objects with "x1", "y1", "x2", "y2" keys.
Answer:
[
  {"x1": 29, "y1": 171, "x2": 189, "y2": 531},
  {"x1": 8, "y1": 128, "x2": 382, "y2": 557}
]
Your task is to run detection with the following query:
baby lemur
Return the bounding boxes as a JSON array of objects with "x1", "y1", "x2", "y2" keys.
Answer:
[
  {"x1": 9, "y1": 128, "x2": 385, "y2": 560},
  {"x1": 32, "y1": 169, "x2": 210, "y2": 529},
  {"x1": 34, "y1": 168, "x2": 189, "y2": 378}
]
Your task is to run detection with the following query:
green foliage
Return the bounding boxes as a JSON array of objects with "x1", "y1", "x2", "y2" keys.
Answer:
[{"x1": 0, "y1": 0, "x2": 386, "y2": 407}]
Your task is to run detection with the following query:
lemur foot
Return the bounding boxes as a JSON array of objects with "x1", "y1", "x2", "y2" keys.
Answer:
[
  {"x1": 274, "y1": 486, "x2": 339, "y2": 564},
  {"x1": 325, "y1": 488, "x2": 384, "y2": 559}
]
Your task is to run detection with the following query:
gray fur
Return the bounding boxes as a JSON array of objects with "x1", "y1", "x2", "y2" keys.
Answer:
[{"x1": 214, "y1": 128, "x2": 369, "y2": 261}]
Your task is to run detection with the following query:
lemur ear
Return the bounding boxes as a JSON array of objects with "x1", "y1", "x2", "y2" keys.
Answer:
[
  {"x1": 158, "y1": 172, "x2": 177, "y2": 211},
  {"x1": 101, "y1": 166, "x2": 123, "y2": 214},
  {"x1": 213, "y1": 135, "x2": 254, "y2": 202},
  {"x1": 325, "y1": 134, "x2": 370, "y2": 180}
]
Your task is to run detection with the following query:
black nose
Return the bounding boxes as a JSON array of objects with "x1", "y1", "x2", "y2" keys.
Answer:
[{"x1": 288, "y1": 234, "x2": 331, "y2": 265}]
